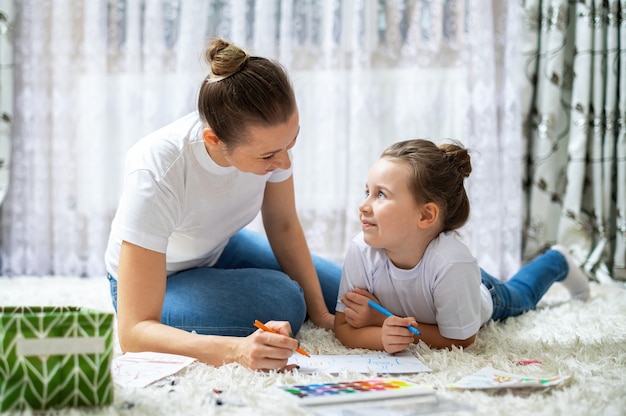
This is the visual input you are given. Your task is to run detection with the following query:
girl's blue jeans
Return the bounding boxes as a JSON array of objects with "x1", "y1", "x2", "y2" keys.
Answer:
[
  {"x1": 108, "y1": 229, "x2": 342, "y2": 336},
  {"x1": 482, "y1": 249, "x2": 568, "y2": 321}
]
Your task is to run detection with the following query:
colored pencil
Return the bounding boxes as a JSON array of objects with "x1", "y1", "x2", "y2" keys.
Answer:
[{"x1": 367, "y1": 300, "x2": 421, "y2": 335}]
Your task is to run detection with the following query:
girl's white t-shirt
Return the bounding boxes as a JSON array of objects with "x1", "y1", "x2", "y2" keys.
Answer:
[
  {"x1": 104, "y1": 112, "x2": 292, "y2": 277},
  {"x1": 336, "y1": 231, "x2": 493, "y2": 340}
]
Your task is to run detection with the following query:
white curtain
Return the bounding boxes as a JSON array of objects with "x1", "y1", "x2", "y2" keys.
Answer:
[
  {"x1": 0, "y1": 0, "x2": 522, "y2": 280},
  {"x1": 0, "y1": 0, "x2": 12, "y2": 207}
]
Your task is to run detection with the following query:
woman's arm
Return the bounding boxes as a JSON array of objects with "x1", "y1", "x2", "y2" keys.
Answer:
[
  {"x1": 116, "y1": 240, "x2": 299, "y2": 370},
  {"x1": 261, "y1": 177, "x2": 333, "y2": 329}
]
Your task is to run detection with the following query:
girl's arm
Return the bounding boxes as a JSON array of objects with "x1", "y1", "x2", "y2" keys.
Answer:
[
  {"x1": 116, "y1": 240, "x2": 299, "y2": 370},
  {"x1": 335, "y1": 311, "x2": 387, "y2": 350},
  {"x1": 261, "y1": 176, "x2": 333, "y2": 330},
  {"x1": 335, "y1": 310, "x2": 476, "y2": 352}
]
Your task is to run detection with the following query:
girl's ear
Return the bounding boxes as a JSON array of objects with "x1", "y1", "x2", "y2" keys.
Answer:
[{"x1": 417, "y1": 202, "x2": 439, "y2": 229}]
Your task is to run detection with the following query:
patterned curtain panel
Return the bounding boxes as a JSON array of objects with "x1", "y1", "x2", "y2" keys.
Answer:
[
  {"x1": 522, "y1": 0, "x2": 625, "y2": 281},
  {"x1": 0, "y1": 0, "x2": 522, "y2": 279},
  {"x1": 0, "y1": 0, "x2": 11, "y2": 207}
]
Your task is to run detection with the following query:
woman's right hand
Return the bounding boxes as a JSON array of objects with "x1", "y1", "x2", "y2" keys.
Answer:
[{"x1": 235, "y1": 321, "x2": 300, "y2": 371}]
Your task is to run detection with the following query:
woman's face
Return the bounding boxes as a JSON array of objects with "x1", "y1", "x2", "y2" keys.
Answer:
[{"x1": 212, "y1": 110, "x2": 300, "y2": 176}]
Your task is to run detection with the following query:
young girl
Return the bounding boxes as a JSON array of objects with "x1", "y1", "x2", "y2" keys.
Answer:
[
  {"x1": 105, "y1": 38, "x2": 341, "y2": 371},
  {"x1": 334, "y1": 139, "x2": 589, "y2": 353}
]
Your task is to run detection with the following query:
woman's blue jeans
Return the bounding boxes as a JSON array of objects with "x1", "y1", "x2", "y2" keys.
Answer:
[
  {"x1": 482, "y1": 249, "x2": 568, "y2": 321},
  {"x1": 108, "y1": 229, "x2": 342, "y2": 336}
]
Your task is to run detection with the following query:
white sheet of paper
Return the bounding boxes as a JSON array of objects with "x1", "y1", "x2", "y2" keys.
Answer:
[
  {"x1": 447, "y1": 366, "x2": 570, "y2": 389},
  {"x1": 111, "y1": 351, "x2": 197, "y2": 388},
  {"x1": 287, "y1": 351, "x2": 431, "y2": 374}
]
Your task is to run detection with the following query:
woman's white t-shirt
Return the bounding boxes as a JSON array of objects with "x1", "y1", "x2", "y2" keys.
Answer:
[
  {"x1": 336, "y1": 231, "x2": 493, "y2": 340},
  {"x1": 104, "y1": 112, "x2": 292, "y2": 278}
]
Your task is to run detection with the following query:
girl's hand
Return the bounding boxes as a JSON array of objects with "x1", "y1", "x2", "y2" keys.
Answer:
[
  {"x1": 235, "y1": 321, "x2": 299, "y2": 371},
  {"x1": 340, "y1": 288, "x2": 384, "y2": 328},
  {"x1": 381, "y1": 316, "x2": 418, "y2": 354}
]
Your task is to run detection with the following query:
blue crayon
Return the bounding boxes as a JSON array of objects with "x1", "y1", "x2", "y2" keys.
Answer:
[{"x1": 367, "y1": 300, "x2": 421, "y2": 335}]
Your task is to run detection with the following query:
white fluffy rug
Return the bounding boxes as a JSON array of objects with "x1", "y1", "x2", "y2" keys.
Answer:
[{"x1": 1, "y1": 276, "x2": 625, "y2": 416}]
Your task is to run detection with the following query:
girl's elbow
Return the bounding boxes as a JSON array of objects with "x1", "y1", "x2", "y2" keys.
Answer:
[
  {"x1": 453, "y1": 333, "x2": 476, "y2": 349},
  {"x1": 333, "y1": 326, "x2": 349, "y2": 346},
  {"x1": 428, "y1": 333, "x2": 476, "y2": 350}
]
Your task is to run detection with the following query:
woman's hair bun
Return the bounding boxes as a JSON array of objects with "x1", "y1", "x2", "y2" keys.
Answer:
[{"x1": 205, "y1": 37, "x2": 249, "y2": 80}]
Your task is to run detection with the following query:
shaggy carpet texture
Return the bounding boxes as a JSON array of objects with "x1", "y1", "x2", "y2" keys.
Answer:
[{"x1": 1, "y1": 276, "x2": 625, "y2": 416}]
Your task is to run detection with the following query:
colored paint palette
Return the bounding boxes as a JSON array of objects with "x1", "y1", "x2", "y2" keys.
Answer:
[{"x1": 277, "y1": 378, "x2": 434, "y2": 406}]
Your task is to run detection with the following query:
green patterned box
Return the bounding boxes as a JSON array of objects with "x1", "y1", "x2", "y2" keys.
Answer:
[{"x1": 0, "y1": 306, "x2": 114, "y2": 411}]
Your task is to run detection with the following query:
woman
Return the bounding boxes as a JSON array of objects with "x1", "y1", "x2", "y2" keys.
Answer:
[{"x1": 105, "y1": 38, "x2": 340, "y2": 370}]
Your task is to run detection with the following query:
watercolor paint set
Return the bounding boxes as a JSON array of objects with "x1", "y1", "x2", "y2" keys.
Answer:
[{"x1": 277, "y1": 378, "x2": 434, "y2": 406}]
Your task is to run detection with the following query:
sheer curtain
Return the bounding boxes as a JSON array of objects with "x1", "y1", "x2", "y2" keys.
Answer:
[
  {"x1": 0, "y1": 0, "x2": 11, "y2": 207},
  {"x1": 0, "y1": 0, "x2": 522, "y2": 280}
]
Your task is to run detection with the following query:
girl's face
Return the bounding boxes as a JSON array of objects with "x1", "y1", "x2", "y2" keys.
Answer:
[
  {"x1": 209, "y1": 110, "x2": 300, "y2": 175},
  {"x1": 359, "y1": 157, "x2": 424, "y2": 255}
]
